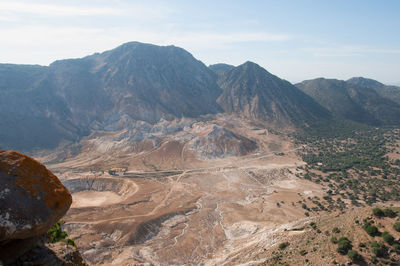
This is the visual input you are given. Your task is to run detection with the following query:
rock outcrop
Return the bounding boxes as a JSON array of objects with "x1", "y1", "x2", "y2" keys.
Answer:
[
  {"x1": 0, "y1": 149, "x2": 72, "y2": 264},
  {"x1": 12, "y1": 241, "x2": 85, "y2": 266}
]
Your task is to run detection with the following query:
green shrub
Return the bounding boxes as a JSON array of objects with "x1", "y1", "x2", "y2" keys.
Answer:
[
  {"x1": 47, "y1": 220, "x2": 76, "y2": 247},
  {"x1": 370, "y1": 241, "x2": 386, "y2": 257},
  {"x1": 394, "y1": 221, "x2": 400, "y2": 232},
  {"x1": 332, "y1": 227, "x2": 340, "y2": 233},
  {"x1": 363, "y1": 223, "x2": 379, "y2": 236},
  {"x1": 347, "y1": 249, "x2": 361, "y2": 261},
  {"x1": 370, "y1": 241, "x2": 379, "y2": 248},
  {"x1": 310, "y1": 222, "x2": 317, "y2": 229},
  {"x1": 299, "y1": 249, "x2": 307, "y2": 256},
  {"x1": 383, "y1": 208, "x2": 397, "y2": 218},
  {"x1": 373, "y1": 207, "x2": 385, "y2": 217},
  {"x1": 392, "y1": 243, "x2": 400, "y2": 252},
  {"x1": 382, "y1": 232, "x2": 394, "y2": 245},
  {"x1": 337, "y1": 237, "x2": 352, "y2": 255},
  {"x1": 279, "y1": 242, "x2": 289, "y2": 250},
  {"x1": 47, "y1": 220, "x2": 68, "y2": 243},
  {"x1": 331, "y1": 236, "x2": 338, "y2": 244}
]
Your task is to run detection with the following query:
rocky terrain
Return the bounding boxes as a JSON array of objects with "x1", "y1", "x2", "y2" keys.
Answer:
[
  {"x1": 0, "y1": 42, "x2": 330, "y2": 153},
  {"x1": 216, "y1": 61, "x2": 330, "y2": 125},
  {"x1": 29, "y1": 116, "x2": 327, "y2": 265},
  {"x1": 0, "y1": 149, "x2": 84, "y2": 265},
  {"x1": 2, "y1": 41, "x2": 400, "y2": 265}
]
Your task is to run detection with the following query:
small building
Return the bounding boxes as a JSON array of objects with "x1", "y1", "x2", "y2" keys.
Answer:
[{"x1": 108, "y1": 167, "x2": 127, "y2": 176}]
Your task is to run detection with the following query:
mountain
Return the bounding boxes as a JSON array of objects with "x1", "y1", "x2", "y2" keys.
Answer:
[
  {"x1": 45, "y1": 42, "x2": 222, "y2": 125},
  {"x1": 216, "y1": 61, "x2": 330, "y2": 125},
  {"x1": 346, "y1": 77, "x2": 384, "y2": 88},
  {"x1": 296, "y1": 78, "x2": 400, "y2": 126},
  {"x1": 347, "y1": 77, "x2": 400, "y2": 105},
  {"x1": 0, "y1": 64, "x2": 83, "y2": 151},
  {"x1": 4, "y1": 41, "x2": 400, "y2": 153},
  {"x1": 0, "y1": 42, "x2": 222, "y2": 151},
  {"x1": 209, "y1": 63, "x2": 235, "y2": 76}
]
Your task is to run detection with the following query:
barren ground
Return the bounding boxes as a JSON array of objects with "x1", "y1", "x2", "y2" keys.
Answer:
[{"x1": 40, "y1": 118, "x2": 328, "y2": 265}]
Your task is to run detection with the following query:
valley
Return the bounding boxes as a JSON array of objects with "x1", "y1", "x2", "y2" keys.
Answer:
[
  {"x1": 37, "y1": 117, "x2": 400, "y2": 265},
  {"x1": 42, "y1": 117, "x2": 324, "y2": 265},
  {"x1": 2, "y1": 41, "x2": 400, "y2": 265}
]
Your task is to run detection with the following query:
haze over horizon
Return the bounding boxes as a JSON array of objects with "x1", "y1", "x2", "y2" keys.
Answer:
[{"x1": 1, "y1": 0, "x2": 399, "y2": 85}]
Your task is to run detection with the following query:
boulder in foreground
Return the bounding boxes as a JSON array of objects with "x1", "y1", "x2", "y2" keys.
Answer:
[{"x1": 0, "y1": 149, "x2": 72, "y2": 263}]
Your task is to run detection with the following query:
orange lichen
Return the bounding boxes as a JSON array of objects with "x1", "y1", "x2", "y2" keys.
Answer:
[{"x1": 0, "y1": 150, "x2": 72, "y2": 211}]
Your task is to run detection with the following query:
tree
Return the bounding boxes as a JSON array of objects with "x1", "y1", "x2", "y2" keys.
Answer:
[
  {"x1": 363, "y1": 222, "x2": 379, "y2": 236},
  {"x1": 337, "y1": 237, "x2": 352, "y2": 255},
  {"x1": 370, "y1": 241, "x2": 387, "y2": 257},
  {"x1": 383, "y1": 208, "x2": 396, "y2": 218},
  {"x1": 372, "y1": 207, "x2": 384, "y2": 217},
  {"x1": 382, "y1": 231, "x2": 394, "y2": 245},
  {"x1": 393, "y1": 221, "x2": 400, "y2": 232},
  {"x1": 347, "y1": 249, "x2": 361, "y2": 261}
]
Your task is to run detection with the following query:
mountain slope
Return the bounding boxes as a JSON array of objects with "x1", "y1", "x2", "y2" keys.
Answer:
[
  {"x1": 45, "y1": 42, "x2": 222, "y2": 125},
  {"x1": 296, "y1": 78, "x2": 400, "y2": 126},
  {"x1": 0, "y1": 42, "x2": 222, "y2": 151},
  {"x1": 216, "y1": 61, "x2": 330, "y2": 125},
  {"x1": 0, "y1": 64, "x2": 84, "y2": 151},
  {"x1": 347, "y1": 77, "x2": 400, "y2": 105},
  {"x1": 209, "y1": 63, "x2": 235, "y2": 76}
]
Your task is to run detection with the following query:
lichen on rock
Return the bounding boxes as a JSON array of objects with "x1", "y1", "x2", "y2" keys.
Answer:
[{"x1": 0, "y1": 149, "x2": 73, "y2": 264}]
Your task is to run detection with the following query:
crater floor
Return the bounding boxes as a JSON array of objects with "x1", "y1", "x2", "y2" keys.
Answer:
[
  {"x1": 43, "y1": 118, "x2": 324, "y2": 265},
  {"x1": 71, "y1": 191, "x2": 124, "y2": 208},
  {"x1": 57, "y1": 150, "x2": 323, "y2": 265}
]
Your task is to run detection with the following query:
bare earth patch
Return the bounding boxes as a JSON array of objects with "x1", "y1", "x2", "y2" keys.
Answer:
[
  {"x1": 39, "y1": 117, "x2": 328, "y2": 265},
  {"x1": 71, "y1": 191, "x2": 124, "y2": 208}
]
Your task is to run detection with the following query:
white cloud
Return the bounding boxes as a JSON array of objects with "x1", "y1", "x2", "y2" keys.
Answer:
[
  {"x1": 0, "y1": 13, "x2": 18, "y2": 22},
  {"x1": 0, "y1": 24, "x2": 293, "y2": 65},
  {"x1": 0, "y1": 1, "x2": 174, "y2": 20},
  {"x1": 0, "y1": 1, "x2": 123, "y2": 16}
]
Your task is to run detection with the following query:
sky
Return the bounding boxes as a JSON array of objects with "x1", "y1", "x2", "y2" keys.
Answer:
[{"x1": 1, "y1": 0, "x2": 399, "y2": 84}]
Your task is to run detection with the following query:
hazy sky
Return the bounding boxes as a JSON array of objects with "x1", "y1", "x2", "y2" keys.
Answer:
[{"x1": 1, "y1": 0, "x2": 399, "y2": 84}]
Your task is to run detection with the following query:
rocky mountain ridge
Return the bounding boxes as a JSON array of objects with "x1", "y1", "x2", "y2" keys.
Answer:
[
  {"x1": 296, "y1": 78, "x2": 400, "y2": 126},
  {"x1": 1, "y1": 41, "x2": 400, "y2": 154},
  {"x1": 215, "y1": 61, "x2": 331, "y2": 125},
  {"x1": 0, "y1": 42, "x2": 326, "y2": 153}
]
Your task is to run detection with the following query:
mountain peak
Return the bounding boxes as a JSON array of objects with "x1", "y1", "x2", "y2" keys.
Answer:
[
  {"x1": 208, "y1": 63, "x2": 234, "y2": 76},
  {"x1": 216, "y1": 62, "x2": 329, "y2": 125},
  {"x1": 239, "y1": 61, "x2": 263, "y2": 70},
  {"x1": 347, "y1": 77, "x2": 384, "y2": 88}
]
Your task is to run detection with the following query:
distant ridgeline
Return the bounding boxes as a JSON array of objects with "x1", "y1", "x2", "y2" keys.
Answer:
[{"x1": 1, "y1": 41, "x2": 400, "y2": 152}]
